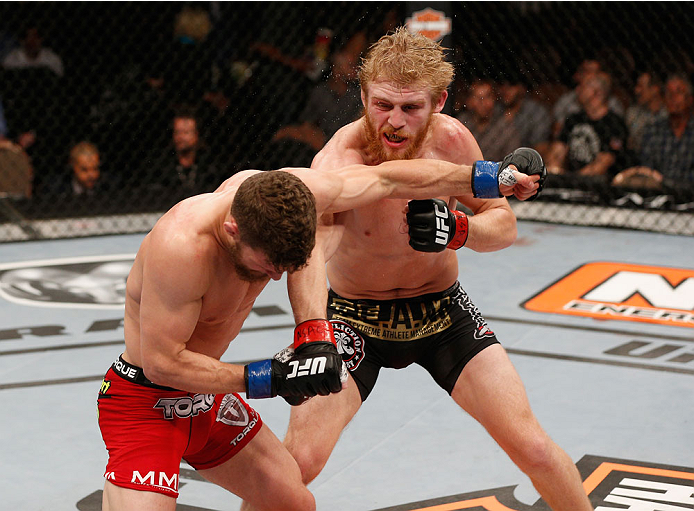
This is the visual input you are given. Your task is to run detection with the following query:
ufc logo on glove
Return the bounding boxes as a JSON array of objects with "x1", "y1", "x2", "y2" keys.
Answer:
[
  {"x1": 434, "y1": 203, "x2": 449, "y2": 246},
  {"x1": 287, "y1": 356, "x2": 327, "y2": 378}
]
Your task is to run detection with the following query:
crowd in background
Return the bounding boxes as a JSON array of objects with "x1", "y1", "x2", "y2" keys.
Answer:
[{"x1": 0, "y1": 2, "x2": 692, "y2": 217}]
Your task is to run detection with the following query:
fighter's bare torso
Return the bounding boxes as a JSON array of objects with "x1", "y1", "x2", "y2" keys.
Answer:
[
  {"x1": 122, "y1": 173, "x2": 269, "y2": 367},
  {"x1": 316, "y1": 113, "x2": 482, "y2": 299}
]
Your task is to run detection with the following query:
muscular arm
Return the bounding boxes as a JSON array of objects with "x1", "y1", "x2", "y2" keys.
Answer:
[
  {"x1": 286, "y1": 158, "x2": 537, "y2": 216},
  {"x1": 138, "y1": 234, "x2": 245, "y2": 393},
  {"x1": 460, "y1": 197, "x2": 518, "y2": 252},
  {"x1": 285, "y1": 141, "x2": 359, "y2": 325},
  {"x1": 286, "y1": 222, "x2": 333, "y2": 324}
]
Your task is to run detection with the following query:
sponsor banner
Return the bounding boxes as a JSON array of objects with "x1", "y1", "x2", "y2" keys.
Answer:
[
  {"x1": 0, "y1": 254, "x2": 134, "y2": 308},
  {"x1": 522, "y1": 262, "x2": 694, "y2": 328},
  {"x1": 372, "y1": 455, "x2": 694, "y2": 511},
  {"x1": 406, "y1": 7, "x2": 452, "y2": 42}
]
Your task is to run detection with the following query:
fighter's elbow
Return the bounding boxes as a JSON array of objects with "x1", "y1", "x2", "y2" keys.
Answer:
[
  {"x1": 503, "y1": 225, "x2": 518, "y2": 248},
  {"x1": 499, "y1": 213, "x2": 518, "y2": 248},
  {"x1": 482, "y1": 215, "x2": 517, "y2": 252},
  {"x1": 141, "y1": 353, "x2": 177, "y2": 386}
]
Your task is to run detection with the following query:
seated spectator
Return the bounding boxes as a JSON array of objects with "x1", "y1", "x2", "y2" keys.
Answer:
[
  {"x1": 67, "y1": 142, "x2": 109, "y2": 196},
  {"x1": 498, "y1": 71, "x2": 551, "y2": 151},
  {"x1": 145, "y1": 108, "x2": 222, "y2": 198},
  {"x1": 272, "y1": 47, "x2": 363, "y2": 153},
  {"x1": 2, "y1": 25, "x2": 64, "y2": 78},
  {"x1": 457, "y1": 78, "x2": 521, "y2": 161},
  {"x1": 2, "y1": 34, "x2": 64, "y2": 187},
  {"x1": 0, "y1": 139, "x2": 33, "y2": 198},
  {"x1": 147, "y1": 6, "x2": 216, "y2": 108},
  {"x1": 625, "y1": 71, "x2": 667, "y2": 153},
  {"x1": 545, "y1": 72, "x2": 628, "y2": 179},
  {"x1": 552, "y1": 59, "x2": 624, "y2": 139},
  {"x1": 613, "y1": 73, "x2": 694, "y2": 188},
  {"x1": 39, "y1": 142, "x2": 113, "y2": 198}
]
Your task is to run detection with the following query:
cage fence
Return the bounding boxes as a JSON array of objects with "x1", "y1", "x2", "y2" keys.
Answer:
[{"x1": 0, "y1": 1, "x2": 692, "y2": 241}]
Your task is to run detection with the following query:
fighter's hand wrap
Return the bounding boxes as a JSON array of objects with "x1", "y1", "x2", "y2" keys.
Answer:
[
  {"x1": 244, "y1": 359, "x2": 279, "y2": 399},
  {"x1": 471, "y1": 147, "x2": 548, "y2": 201},
  {"x1": 406, "y1": 198, "x2": 468, "y2": 252}
]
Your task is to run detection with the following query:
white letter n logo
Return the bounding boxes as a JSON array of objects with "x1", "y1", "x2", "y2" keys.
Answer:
[{"x1": 583, "y1": 272, "x2": 694, "y2": 310}]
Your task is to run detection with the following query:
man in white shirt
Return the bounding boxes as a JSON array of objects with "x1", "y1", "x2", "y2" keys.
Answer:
[{"x1": 2, "y1": 26, "x2": 64, "y2": 78}]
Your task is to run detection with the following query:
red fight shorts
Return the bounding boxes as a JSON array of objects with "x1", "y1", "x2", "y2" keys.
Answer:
[{"x1": 97, "y1": 355, "x2": 262, "y2": 498}]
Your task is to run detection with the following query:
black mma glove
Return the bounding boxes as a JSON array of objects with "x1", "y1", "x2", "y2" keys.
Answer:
[
  {"x1": 273, "y1": 346, "x2": 311, "y2": 406},
  {"x1": 291, "y1": 319, "x2": 343, "y2": 394},
  {"x1": 407, "y1": 198, "x2": 468, "y2": 252},
  {"x1": 244, "y1": 319, "x2": 343, "y2": 400},
  {"x1": 471, "y1": 147, "x2": 548, "y2": 201}
]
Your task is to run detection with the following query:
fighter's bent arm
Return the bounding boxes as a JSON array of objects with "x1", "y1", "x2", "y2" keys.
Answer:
[{"x1": 138, "y1": 232, "x2": 247, "y2": 393}]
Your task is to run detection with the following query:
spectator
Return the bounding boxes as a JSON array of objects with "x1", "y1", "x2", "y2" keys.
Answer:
[
  {"x1": 613, "y1": 73, "x2": 694, "y2": 188},
  {"x1": 2, "y1": 26, "x2": 64, "y2": 78},
  {"x1": 457, "y1": 78, "x2": 521, "y2": 161},
  {"x1": 38, "y1": 141, "x2": 114, "y2": 198},
  {"x1": 625, "y1": 71, "x2": 667, "y2": 153},
  {"x1": 148, "y1": 6, "x2": 216, "y2": 108},
  {"x1": 552, "y1": 59, "x2": 624, "y2": 139},
  {"x1": 146, "y1": 108, "x2": 222, "y2": 198},
  {"x1": 245, "y1": 15, "x2": 315, "y2": 137},
  {"x1": 67, "y1": 142, "x2": 102, "y2": 196},
  {"x1": 545, "y1": 72, "x2": 628, "y2": 179},
  {"x1": 272, "y1": 46, "x2": 363, "y2": 153},
  {"x1": 498, "y1": 72, "x2": 551, "y2": 151},
  {"x1": 0, "y1": 139, "x2": 33, "y2": 198},
  {"x1": 1, "y1": 26, "x2": 65, "y2": 187},
  {"x1": 70, "y1": 142, "x2": 110, "y2": 196}
]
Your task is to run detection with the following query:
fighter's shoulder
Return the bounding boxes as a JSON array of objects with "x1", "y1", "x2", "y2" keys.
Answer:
[
  {"x1": 429, "y1": 113, "x2": 482, "y2": 164},
  {"x1": 432, "y1": 113, "x2": 477, "y2": 146},
  {"x1": 313, "y1": 119, "x2": 366, "y2": 170}
]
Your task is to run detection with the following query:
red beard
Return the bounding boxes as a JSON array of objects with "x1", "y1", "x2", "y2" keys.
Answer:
[{"x1": 363, "y1": 111, "x2": 432, "y2": 162}]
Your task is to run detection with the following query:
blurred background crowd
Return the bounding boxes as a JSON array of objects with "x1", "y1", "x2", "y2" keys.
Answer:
[{"x1": 0, "y1": 1, "x2": 692, "y2": 237}]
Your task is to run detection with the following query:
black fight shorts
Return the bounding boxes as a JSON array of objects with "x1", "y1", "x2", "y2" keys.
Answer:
[{"x1": 328, "y1": 282, "x2": 499, "y2": 401}]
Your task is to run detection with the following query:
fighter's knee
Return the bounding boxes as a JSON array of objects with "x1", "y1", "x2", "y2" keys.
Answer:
[
  {"x1": 509, "y1": 432, "x2": 556, "y2": 473},
  {"x1": 286, "y1": 442, "x2": 329, "y2": 485}
]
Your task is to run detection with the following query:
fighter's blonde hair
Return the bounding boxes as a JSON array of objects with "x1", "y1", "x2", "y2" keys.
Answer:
[{"x1": 359, "y1": 26, "x2": 454, "y2": 101}]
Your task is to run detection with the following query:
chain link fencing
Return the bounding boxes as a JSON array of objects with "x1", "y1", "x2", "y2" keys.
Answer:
[{"x1": 0, "y1": 2, "x2": 692, "y2": 241}]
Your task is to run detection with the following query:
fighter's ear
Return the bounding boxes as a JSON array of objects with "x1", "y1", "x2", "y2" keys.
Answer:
[
  {"x1": 224, "y1": 219, "x2": 239, "y2": 238},
  {"x1": 433, "y1": 90, "x2": 448, "y2": 113},
  {"x1": 360, "y1": 89, "x2": 367, "y2": 108}
]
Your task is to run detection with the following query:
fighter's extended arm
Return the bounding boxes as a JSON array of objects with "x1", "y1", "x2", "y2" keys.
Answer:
[{"x1": 286, "y1": 154, "x2": 541, "y2": 216}]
